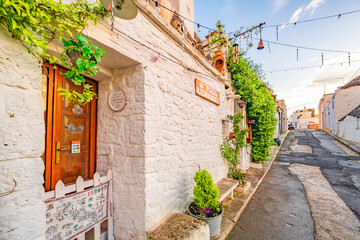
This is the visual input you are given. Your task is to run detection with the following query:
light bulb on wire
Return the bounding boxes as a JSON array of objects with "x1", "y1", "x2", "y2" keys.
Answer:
[
  {"x1": 197, "y1": 24, "x2": 201, "y2": 33},
  {"x1": 154, "y1": 1, "x2": 160, "y2": 14}
]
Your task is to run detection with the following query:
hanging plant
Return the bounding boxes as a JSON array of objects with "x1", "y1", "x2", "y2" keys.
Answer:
[
  {"x1": 58, "y1": 35, "x2": 106, "y2": 104},
  {"x1": 0, "y1": 0, "x2": 109, "y2": 104}
]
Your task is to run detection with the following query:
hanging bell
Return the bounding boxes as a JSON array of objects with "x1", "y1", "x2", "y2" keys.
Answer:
[{"x1": 257, "y1": 39, "x2": 264, "y2": 50}]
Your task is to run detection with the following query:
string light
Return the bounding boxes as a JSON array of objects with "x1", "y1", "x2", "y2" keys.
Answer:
[
  {"x1": 265, "y1": 60, "x2": 360, "y2": 73},
  {"x1": 349, "y1": 52, "x2": 351, "y2": 66},
  {"x1": 154, "y1": 1, "x2": 160, "y2": 14},
  {"x1": 252, "y1": 37, "x2": 360, "y2": 54},
  {"x1": 296, "y1": 48, "x2": 298, "y2": 61},
  {"x1": 197, "y1": 24, "x2": 201, "y2": 33},
  {"x1": 263, "y1": 9, "x2": 360, "y2": 29},
  {"x1": 322, "y1": 52, "x2": 324, "y2": 66},
  {"x1": 276, "y1": 26, "x2": 279, "y2": 41}
]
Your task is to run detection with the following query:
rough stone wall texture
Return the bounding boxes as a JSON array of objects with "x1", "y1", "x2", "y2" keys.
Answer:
[
  {"x1": 0, "y1": 28, "x2": 46, "y2": 239},
  {"x1": 84, "y1": 8, "x2": 233, "y2": 238},
  {"x1": 96, "y1": 65, "x2": 147, "y2": 239},
  {"x1": 338, "y1": 116, "x2": 360, "y2": 143}
]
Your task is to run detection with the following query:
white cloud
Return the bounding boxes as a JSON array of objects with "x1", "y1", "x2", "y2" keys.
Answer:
[
  {"x1": 272, "y1": 0, "x2": 290, "y2": 12},
  {"x1": 280, "y1": 0, "x2": 326, "y2": 30},
  {"x1": 305, "y1": 0, "x2": 327, "y2": 15}
]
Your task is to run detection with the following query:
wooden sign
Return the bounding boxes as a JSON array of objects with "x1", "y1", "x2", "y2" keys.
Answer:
[{"x1": 195, "y1": 78, "x2": 220, "y2": 105}]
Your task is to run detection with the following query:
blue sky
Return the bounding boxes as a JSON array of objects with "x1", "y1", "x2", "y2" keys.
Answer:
[{"x1": 194, "y1": 0, "x2": 360, "y2": 115}]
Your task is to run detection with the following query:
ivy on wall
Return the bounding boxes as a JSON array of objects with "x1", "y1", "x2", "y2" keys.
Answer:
[
  {"x1": 228, "y1": 48, "x2": 277, "y2": 162},
  {"x1": 0, "y1": 0, "x2": 108, "y2": 104}
]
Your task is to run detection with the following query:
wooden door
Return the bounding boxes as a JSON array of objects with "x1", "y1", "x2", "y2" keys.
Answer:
[{"x1": 42, "y1": 63, "x2": 97, "y2": 191}]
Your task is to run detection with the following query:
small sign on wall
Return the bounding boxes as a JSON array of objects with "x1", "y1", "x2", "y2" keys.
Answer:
[
  {"x1": 71, "y1": 140, "x2": 80, "y2": 154},
  {"x1": 109, "y1": 88, "x2": 127, "y2": 111},
  {"x1": 195, "y1": 78, "x2": 220, "y2": 105}
]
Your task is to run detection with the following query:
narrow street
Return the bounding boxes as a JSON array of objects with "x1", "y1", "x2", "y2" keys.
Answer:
[{"x1": 229, "y1": 130, "x2": 360, "y2": 240}]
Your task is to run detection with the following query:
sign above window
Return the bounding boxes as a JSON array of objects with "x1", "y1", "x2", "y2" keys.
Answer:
[{"x1": 195, "y1": 78, "x2": 220, "y2": 105}]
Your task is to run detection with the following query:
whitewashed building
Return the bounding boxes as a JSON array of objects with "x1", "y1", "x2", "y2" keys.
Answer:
[
  {"x1": 0, "y1": 0, "x2": 250, "y2": 239},
  {"x1": 338, "y1": 104, "x2": 360, "y2": 143},
  {"x1": 329, "y1": 76, "x2": 360, "y2": 135}
]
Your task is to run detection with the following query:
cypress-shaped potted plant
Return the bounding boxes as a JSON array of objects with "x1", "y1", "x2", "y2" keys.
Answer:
[{"x1": 189, "y1": 169, "x2": 223, "y2": 238}]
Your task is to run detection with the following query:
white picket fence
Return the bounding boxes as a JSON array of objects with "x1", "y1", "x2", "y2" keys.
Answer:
[{"x1": 43, "y1": 170, "x2": 114, "y2": 240}]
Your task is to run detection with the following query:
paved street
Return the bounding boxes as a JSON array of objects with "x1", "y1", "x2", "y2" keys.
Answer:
[{"x1": 229, "y1": 130, "x2": 360, "y2": 240}]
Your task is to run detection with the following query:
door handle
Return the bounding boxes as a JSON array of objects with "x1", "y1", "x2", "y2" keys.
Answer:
[{"x1": 55, "y1": 141, "x2": 70, "y2": 165}]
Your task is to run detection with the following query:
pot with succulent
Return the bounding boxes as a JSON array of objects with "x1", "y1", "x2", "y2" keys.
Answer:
[{"x1": 189, "y1": 169, "x2": 223, "y2": 238}]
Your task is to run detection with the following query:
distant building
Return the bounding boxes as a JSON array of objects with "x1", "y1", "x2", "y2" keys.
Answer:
[
  {"x1": 329, "y1": 76, "x2": 360, "y2": 135},
  {"x1": 293, "y1": 107, "x2": 319, "y2": 129},
  {"x1": 318, "y1": 93, "x2": 333, "y2": 131},
  {"x1": 275, "y1": 99, "x2": 288, "y2": 137},
  {"x1": 338, "y1": 104, "x2": 360, "y2": 143}
]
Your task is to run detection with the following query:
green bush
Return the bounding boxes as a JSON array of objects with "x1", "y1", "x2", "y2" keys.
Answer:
[
  {"x1": 193, "y1": 170, "x2": 221, "y2": 216},
  {"x1": 228, "y1": 48, "x2": 277, "y2": 163}
]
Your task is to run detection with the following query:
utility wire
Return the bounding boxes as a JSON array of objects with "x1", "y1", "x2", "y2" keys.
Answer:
[
  {"x1": 263, "y1": 9, "x2": 360, "y2": 28},
  {"x1": 253, "y1": 37, "x2": 360, "y2": 53},
  {"x1": 265, "y1": 60, "x2": 360, "y2": 73},
  {"x1": 100, "y1": 20, "x2": 224, "y2": 83}
]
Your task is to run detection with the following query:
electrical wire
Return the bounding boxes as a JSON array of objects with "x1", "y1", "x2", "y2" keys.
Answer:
[
  {"x1": 253, "y1": 37, "x2": 360, "y2": 53},
  {"x1": 100, "y1": 20, "x2": 224, "y2": 83},
  {"x1": 265, "y1": 60, "x2": 360, "y2": 73},
  {"x1": 263, "y1": 9, "x2": 360, "y2": 28}
]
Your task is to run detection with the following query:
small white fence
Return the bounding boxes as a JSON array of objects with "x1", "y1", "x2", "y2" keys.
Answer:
[{"x1": 43, "y1": 170, "x2": 114, "y2": 240}]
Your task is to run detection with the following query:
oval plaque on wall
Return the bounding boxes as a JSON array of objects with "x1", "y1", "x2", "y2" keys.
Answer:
[{"x1": 109, "y1": 88, "x2": 127, "y2": 111}]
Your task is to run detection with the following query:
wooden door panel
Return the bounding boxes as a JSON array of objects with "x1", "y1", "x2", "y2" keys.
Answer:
[{"x1": 43, "y1": 63, "x2": 97, "y2": 191}]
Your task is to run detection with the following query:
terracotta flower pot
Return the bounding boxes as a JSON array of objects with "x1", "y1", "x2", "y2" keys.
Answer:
[
  {"x1": 238, "y1": 102, "x2": 246, "y2": 109},
  {"x1": 214, "y1": 51, "x2": 225, "y2": 74},
  {"x1": 229, "y1": 132, "x2": 235, "y2": 139}
]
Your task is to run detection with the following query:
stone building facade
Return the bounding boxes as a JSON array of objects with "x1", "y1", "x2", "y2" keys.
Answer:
[
  {"x1": 0, "y1": 0, "x2": 248, "y2": 239},
  {"x1": 318, "y1": 93, "x2": 333, "y2": 131}
]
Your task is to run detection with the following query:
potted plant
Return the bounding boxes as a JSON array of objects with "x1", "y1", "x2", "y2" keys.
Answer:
[
  {"x1": 189, "y1": 169, "x2": 223, "y2": 238},
  {"x1": 228, "y1": 169, "x2": 248, "y2": 187}
]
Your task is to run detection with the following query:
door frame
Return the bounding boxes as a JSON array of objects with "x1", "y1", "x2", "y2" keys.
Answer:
[{"x1": 43, "y1": 62, "x2": 98, "y2": 191}]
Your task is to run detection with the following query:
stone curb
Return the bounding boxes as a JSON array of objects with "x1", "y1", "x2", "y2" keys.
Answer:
[
  {"x1": 322, "y1": 130, "x2": 360, "y2": 155},
  {"x1": 216, "y1": 131, "x2": 291, "y2": 240}
]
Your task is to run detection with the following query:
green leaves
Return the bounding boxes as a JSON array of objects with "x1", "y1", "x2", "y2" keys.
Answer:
[
  {"x1": 221, "y1": 113, "x2": 247, "y2": 169},
  {"x1": 193, "y1": 170, "x2": 220, "y2": 214},
  {"x1": 0, "y1": 0, "x2": 109, "y2": 104},
  {"x1": 228, "y1": 46, "x2": 277, "y2": 162}
]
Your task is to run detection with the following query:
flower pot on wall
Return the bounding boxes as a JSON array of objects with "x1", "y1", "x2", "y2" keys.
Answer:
[
  {"x1": 238, "y1": 102, "x2": 246, "y2": 109},
  {"x1": 229, "y1": 132, "x2": 235, "y2": 139},
  {"x1": 214, "y1": 51, "x2": 225, "y2": 74}
]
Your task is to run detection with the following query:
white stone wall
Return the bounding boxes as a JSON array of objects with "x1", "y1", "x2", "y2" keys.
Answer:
[
  {"x1": 84, "y1": 5, "x2": 234, "y2": 237},
  {"x1": 338, "y1": 116, "x2": 360, "y2": 143},
  {"x1": 0, "y1": 28, "x2": 46, "y2": 240},
  {"x1": 96, "y1": 65, "x2": 147, "y2": 239},
  {"x1": 331, "y1": 87, "x2": 360, "y2": 134}
]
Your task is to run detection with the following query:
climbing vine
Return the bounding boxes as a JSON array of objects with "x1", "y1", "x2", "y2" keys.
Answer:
[
  {"x1": 0, "y1": 0, "x2": 108, "y2": 104},
  {"x1": 228, "y1": 47, "x2": 277, "y2": 163},
  {"x1": 221, "y1": 113, "x2": 247, "y2": 169}
]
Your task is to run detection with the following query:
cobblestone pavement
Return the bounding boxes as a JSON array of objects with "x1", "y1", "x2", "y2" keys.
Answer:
[{"x1": 229, "y1": 130, "x2": 360, "y2": 240}]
